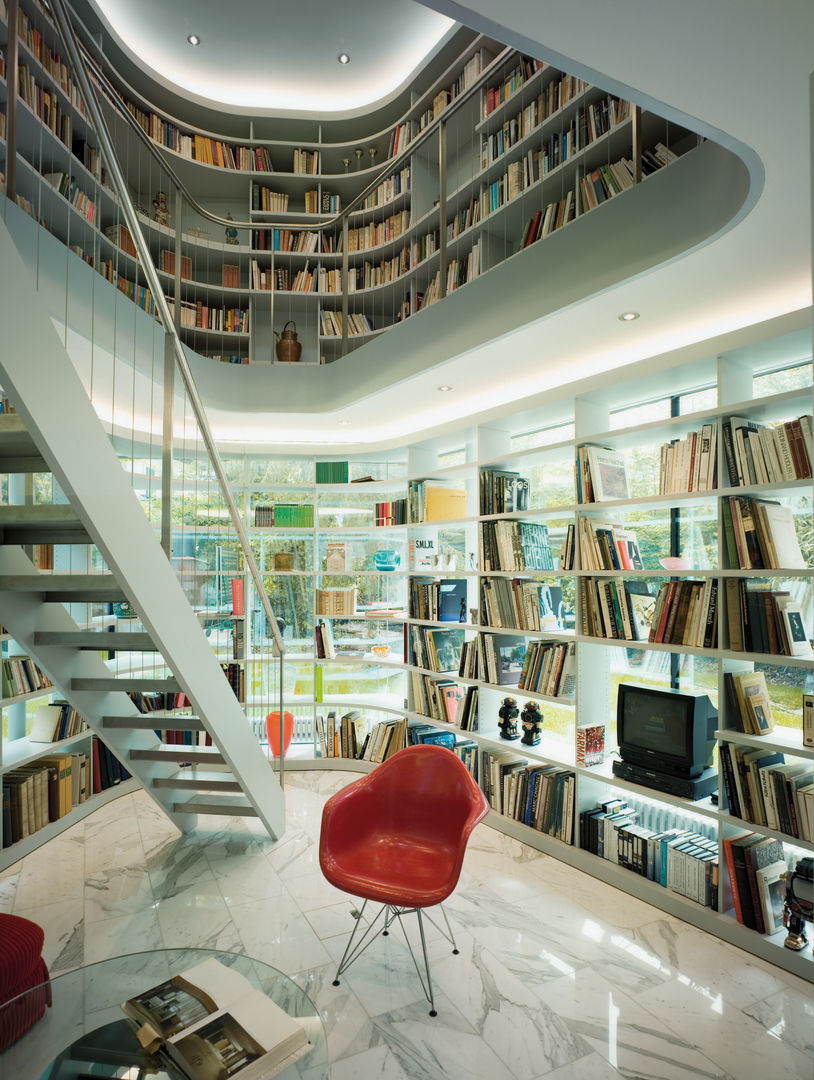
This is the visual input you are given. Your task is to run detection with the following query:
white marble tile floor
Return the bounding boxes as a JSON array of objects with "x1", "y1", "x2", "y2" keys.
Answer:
[{"x1": 4, "y1": 771, "x2": 813, "y2": 1080}]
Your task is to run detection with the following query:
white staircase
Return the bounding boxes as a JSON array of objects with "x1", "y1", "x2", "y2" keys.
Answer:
[{"x1": 0, "y1": 219, "x2": 286, "y2": 839}]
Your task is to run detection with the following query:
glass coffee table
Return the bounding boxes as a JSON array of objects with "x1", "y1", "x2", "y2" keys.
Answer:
[{"x1": 0, "y1": 949, "x2": 328, "y2": 1080}]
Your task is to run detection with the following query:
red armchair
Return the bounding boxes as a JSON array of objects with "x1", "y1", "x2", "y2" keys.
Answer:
[
  {"x1": 319, "y1": 744, "x2": 489, "y2": 1015},
  {"x1": 0, "y1": 913, "x2": 52, "y2": 1050}
]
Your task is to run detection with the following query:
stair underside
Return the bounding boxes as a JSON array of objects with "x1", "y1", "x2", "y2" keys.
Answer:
[
  {"x1": 71, "y1": 677, "x2": 180, "y2": 692},
  {"x1": 131, "y1": 746, "x2": 224, "y2": 764},
  {"x1": 34, "y1": 630, "x2": 159, "y2": 650},
  {"x1": 173, "y1": 794, "x2": 257, "y2": 816},
  {"x1": 0, "y1": 505, "x2": 91, "y2": 544},
  {"x1": 102, "y1": 714, "x2": 205, "y2": 730},
  {"x1": 153, "y1": 770, "x2": 242, "y2": 792},
  {"x1": 0, "y1": 416, "x2": 48, "y2": 471}
]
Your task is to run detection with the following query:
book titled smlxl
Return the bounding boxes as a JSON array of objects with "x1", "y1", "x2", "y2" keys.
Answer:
[{"x1": 121, "y1": 958, "x2": 311, "y2": 1080}]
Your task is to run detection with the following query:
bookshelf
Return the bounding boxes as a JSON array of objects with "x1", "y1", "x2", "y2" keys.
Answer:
[
  {"x1": 1, "y1": 0, "x2": 696, "y2": 366},
  {"x1": 168, "y1": 331, "x2": 813, "y2": 984}
]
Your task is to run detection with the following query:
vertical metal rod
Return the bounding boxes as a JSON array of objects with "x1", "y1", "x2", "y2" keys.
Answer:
[
  {"x1": 669, "y1": 393, "x2": 680, "y2": 689},
  {"x1": 6, "y1": 0, "x2": 19, "y2": 202},
  {"x1": 269, "y1": 241, "x2": 275, "y2": 363},
  {"x1": 416, "y1": 909, "x2": 437, "y2": 1016},
  {"x1": 278, "y1": 650, "x2": 285, "y2": 786},
  {"x1": 341, "y1": 216, "x2": 349, "y2": 357},
  {"x1": 173, "y1": 190, "x2": 183, "y2": 334},
  {"x1": 632, "y1": 105, "x2": 643, "y2": 184},
  {"x1": 160, "y1": 332, "x2": 174, "y2": 556},
  {"x1": 438, "y1": 121, "x2": 447, "y2": 300}
]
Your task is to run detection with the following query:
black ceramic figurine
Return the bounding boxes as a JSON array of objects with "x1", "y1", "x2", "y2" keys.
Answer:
[
  {"x1": 498, "y1": 696, "x2": 520, "y2": 740},
  {"x1": 520, "y1": 701, "x2": 543, "y2": 746}
]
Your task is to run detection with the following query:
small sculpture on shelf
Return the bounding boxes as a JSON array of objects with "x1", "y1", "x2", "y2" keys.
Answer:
[
  {"x1": 520, "y1": 701, "x2": 543, "y2": 746},
  {"x1": 152, "y1": 190, "x2": 169, "y2": 227},
  {"x1": 498, "y1": 697, "x2": 520, "y2": 740},
  {"x1": 782, "y1": 857, "x2": 813, "y2": 951},
  {"x1": 224, "y1": 212, "x2": 239, "y2": 245}
]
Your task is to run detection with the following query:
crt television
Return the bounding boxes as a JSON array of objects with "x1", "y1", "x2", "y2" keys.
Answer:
[{"x1": 617, "y1": 683, "x2": 718, "y2": 779}]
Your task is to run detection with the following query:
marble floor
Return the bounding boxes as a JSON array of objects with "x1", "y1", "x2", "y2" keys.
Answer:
[{"x1": 1, "y1": 771, "x2": 813, "y2": 1080}]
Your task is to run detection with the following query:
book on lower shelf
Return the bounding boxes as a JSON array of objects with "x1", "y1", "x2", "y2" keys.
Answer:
[
  {"x1": 718, "y1": 743, "x2": 814, "y2": 841},
  {"x1": 722, "y1": 830, "x2": 791, "y2": 934},
  {"x1": 725, "y1": 578, "x2": 811, "y2": 656},
  {"x1": 121, "y1": 957, "x2": 310, "y2": 1080},
  {"x1": 3, "y1": 747, "x2": 93, "y2": 847}
]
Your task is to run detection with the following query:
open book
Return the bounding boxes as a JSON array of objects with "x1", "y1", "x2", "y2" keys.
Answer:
[{"x1": 121, "y1": 958, "x2": 311, "y2": 1080}]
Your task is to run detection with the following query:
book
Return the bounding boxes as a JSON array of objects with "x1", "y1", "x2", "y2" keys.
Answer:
[
  {"x1": 582, "y1": 446, "x2": 629, "y2": 502},
  {"x1": 325, "y1": 542, "x2": 346, "y2": 572},
  {"x1": 121, "y1": 958, "x2": 310, "y2": 1080},
  {"x1": 755, "y1": 859, "x2": 789, "y2": 935}
]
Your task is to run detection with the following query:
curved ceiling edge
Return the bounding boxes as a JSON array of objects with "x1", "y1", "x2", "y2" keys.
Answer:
[{"x1": 188, "y1": 140, "x2": 756, "y2": 415}]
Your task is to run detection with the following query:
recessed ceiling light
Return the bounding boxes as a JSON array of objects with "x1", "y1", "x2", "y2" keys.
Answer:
[
  {"x1": 338, "y1": 419, "x2": 351, "y2": 425},
  {"x1": 187, "y1": 34, "x2": 200, "y2": 46},
  {"x1": 437, "y1": 385, "x2": 453, "y2": 392},
  {"x1": 618, "y1": 311, "x2": 640, "y2": 322},
  {"x1": 337, "y1": 53, "x2": 350, "y2": 65}
]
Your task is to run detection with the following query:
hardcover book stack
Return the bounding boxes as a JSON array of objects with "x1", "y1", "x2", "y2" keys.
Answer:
[
  {"x1": 658, "y1": 423, "x2": 719, "y2": 493},
  {"x1": 723, "y1": 831, "x2": 790, "y2": 935},
  {"x1": 580, "y1": 578, "x2": 667, "y2": 642},
  {"x1": 480, "y1": 519, "x2": 553, "y2": 571},
  {"x1": 409, "y1": 578, "x2": 467, "y2": 623},
  {"x1": 479, "y1": 577, "x2": 562, "y2": 631},
  {"x1": 725, "y1": 579, "x2": 811, "y2": 656},
  {"x1": 577, "y1": 519, "x2": 643, "y2": 571},
  {"x1": 647, "y1": 579, "x2": 719, "y2": 648},
  {"x1": 580, "y1": 798, "x2": 718, "y2": 907},
  {"x1": 315, "y1": 587, "x2": 356, "y2": 616},
  {"x1": 723, "y1": 496, "x2": 806, "y2": 569},
  {"x1": 479, "y1": 468, "x2": 530, "y2": 514},
  {"x1": 2, "y1": 749, "x2": 93, "y2": 847},
  {"x1": 409, "y1": 673, "x2": 464, "y2": 724},
  {"x1": 517, "y1": 640, "x2": 575, "y2": 698},
  {"x1": 722, "y1": 414, "x2": 813, "y2": 487},
  {"x1": 719, "y1": 745, "x2": 814, "y2": 842},
  {"x1": 410, "y1": 627, "x2": 465, "y2": 673},
  {"x1": 458, "y1": 633, "x2": 526, "y2": 686},
  {"x1": 315, "y1": 461, "x2": 349, "y2": 484},
  {"x1": 468, "y1": 750, "x2": 575, "y2": 841},
  {"x1": 1, "y1": 656, "x2": 52, "y2": 697}
]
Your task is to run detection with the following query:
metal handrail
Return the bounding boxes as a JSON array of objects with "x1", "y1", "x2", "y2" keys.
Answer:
[
  {"x1": 47, "y1": 0, "x2": 286, "y2": 662},
  {"x1": 80, "y1": 39, "x2": 515, "y2": 235}
]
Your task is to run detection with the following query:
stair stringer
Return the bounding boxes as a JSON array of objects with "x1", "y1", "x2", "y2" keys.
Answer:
[
  {"x1": 0, "y1": 220, "x2": 286, "y2": 838},
  {"x1": 0, "y1": 545, "x2": 198, "y2": 831}
]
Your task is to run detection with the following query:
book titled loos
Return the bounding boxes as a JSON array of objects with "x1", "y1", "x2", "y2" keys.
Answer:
[{"x1": 121, "y1": 958, "x2": 312, "y2": 1080}]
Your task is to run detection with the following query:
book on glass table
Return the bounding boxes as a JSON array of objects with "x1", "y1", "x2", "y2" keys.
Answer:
[{"x1": 121, "y1": 957, "x2": 310, "y2": 1080}]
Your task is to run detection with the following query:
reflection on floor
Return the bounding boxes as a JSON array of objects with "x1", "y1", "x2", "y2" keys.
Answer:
[{"x1": 2, "y1": 771, "x2": 813, "y2": 1080}]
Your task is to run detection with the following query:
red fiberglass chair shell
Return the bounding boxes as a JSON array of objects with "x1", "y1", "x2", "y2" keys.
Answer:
[{"x1": 319, "y1": 744, "x2": 489, "y2": 1015}]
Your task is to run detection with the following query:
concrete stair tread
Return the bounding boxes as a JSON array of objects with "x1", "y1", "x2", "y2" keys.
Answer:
[
  {"x1": 71, "y1": 677, "x2": 181, "y2": 692},
  {"x1": 0, "y1": 417, "x2": 48, "y2": 471},
  {"x1": 35, "y1": 631, "x2": 159, "y2": 650},
  {"x1": 173, "y1": 794, "x2": 257, "y2": 816},
  {"x1": 0, "y1": 505, "x2": 82, "y2": 523},
  {"x1": 130, "y1": 745, "x2": 224, "y2": 763},
  {"x1": 153, "y1": 770, "x2": 242, "y2": 791},
  {"x1": 102, "y1": 714, "x2": 205, "y2": 730}
]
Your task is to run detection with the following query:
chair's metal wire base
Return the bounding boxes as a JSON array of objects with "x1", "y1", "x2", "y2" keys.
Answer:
[{"x1": 331, "y1": 900, "x2": 458, "y2": 1016}]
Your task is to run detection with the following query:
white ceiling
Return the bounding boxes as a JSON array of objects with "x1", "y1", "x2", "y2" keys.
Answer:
[
  {"x1": 88, "y1": 0, "x2": 814, "y2": 448},
  {"x1": 88, "y1": 0, "x2": 453, "y2": 115}
]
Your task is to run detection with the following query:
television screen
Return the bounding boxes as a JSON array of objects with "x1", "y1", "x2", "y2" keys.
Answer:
[
  {"x1": 617, "y1": 683, "x2": 717, "y2": 778},
  {"x1": 621, "y1": 691, "x2": 689, "y2": 757}
]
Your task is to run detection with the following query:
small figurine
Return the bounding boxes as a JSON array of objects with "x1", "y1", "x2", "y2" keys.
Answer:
[
  {"x1": 152, "y1": 190, "x2": 169, "y2": 227},
  {"x1": 498, "y1": 696, "x2": 520, "y2": 740},
  {"x1": 520, "y1": 701, "x2": 543, "y2": 746},
  {"x1": 469, "y1": 608, "x2": 479, "y2": 626},
  {"x1": 225, "y1": 211, "x2": 239, "y2": 245},
  {"x1": 459, "y1": 597, "x2": 467, "y2": 623}
]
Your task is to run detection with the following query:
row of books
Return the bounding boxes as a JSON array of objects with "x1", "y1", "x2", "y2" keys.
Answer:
[
  {"x1": 724, "y1": 832, "x2": 789, "y2": 935},
  {"x1": 659, "y1": 423, "x2": 719, "y2": 493},
  {"x1": 360, "y1": 167, "x2": 411, "y2": 211},
  {"x1": 482, "y1": 63, "x2": 576, "y2": 121},
  {"x1": 315, "y1": 587, "x2": 356, "y2": 616},
  {"x1": 314, "y1": 619, "x2": 336, "y2": 660},
  {"x1": 18, "y1": 63, "x2": 72, "y2": 148},
  {"x1": 319, "y1": 311, "x2": 375, "y2": 338},
  {"x1": 458, "y1": 632, "x2": 525, "y2": 686},
  {"x1": 445, "y1": 243, "x2": 482, "y2": 292},
  {"x1": 723, "y1": 496, "x2": 805, "y2": 570},
  {"x1": 315, "y1": 461, "x2": 349, "y2": 483},
  {"x1": 292, "y1": 148, "x2": 320, "y2": 174},
  {"x1": 479, "y1": 577, "x2": 560, "y2": 632},
  {"x1": 410, "y1": 626, "x2": 463, "y2": 673},
  {"x1": 250, "y1": 228, "x2": 335, "y2": 252},
  {"x1": 315, "y1": 711, "x2": 407, "y2": 761},
  {"x1": 516, "y1": 640, "x2": 575, "y2": 698},
  {"x1": 346, "y1": 249, "x2": 411, "y2": 290},
  {"x1": 408, "y1": 480, "x2": 468, "y2": 523},
  {"x1": 409, "y1": 578, "x2": 467, "y2": 623},
  {"x1": 575, "y1": 518, "x2": 643, "y2": 572},
  {"x1": 722, "y1": 671, "x2": 776, "y2": 735},
  {"x1": 1, "y1": 655, "x2": 52, "y2": 698},
  {"x1": 480, "y1": 520, "x2": 554, "y2": 571},
  {"x1": 579, "y1": 577, "x2": 646, "y2": 641},
  {"x1": 719, "y1": 745, "x2": 813, "y2": 842},
  {"x1": 99, "y1": 261, "x2": 155, "y2": 314},
  {"x1": 581, "y1": 800, "x2": 718, "y2": 908},
  {"x1": 724, "y1": 579, "x2": 810, "y2": 656},
  {"x1": 479, "y1": 468, "x2": 530, "y2": 515},
  {"x1": 253, "y1": 504, "x2": 314, "y2": 527},
  {"x1": 250, "y1": 262, "x2": 317, "y2": 292},
  {"x1": 648, "y1": 579, "x2": 719, "y2": 648},
  {"x1": 468, "y1": 747, "x2": 575, "y2": 841},
  {"x1": 374, "y1": 499, "x2": 407, "y2": 526},
  {"x1": 17, "y1": 15, "x2": 86, "y2": 119},
  {"x1": 221, "y1": 663, "x2": 244, "y2": 701},
  {"x1": 2, "y1": 738, "x2": 129, "y2": 848},
  {"x1": 252, "y1": 186, "x2": 289, "y2": 213},
  {"x1": 344, "y1": 211, "x2": 410, "y2": 253},
  {"x1": 722, "y1": 414, "x2": 813, "y2": 488},
  {"x1": 169, "y1": 300, "x2": 249, "y2": 333},
  {"x1": 158, "y1": 729, "x2": 213, "y2": 747},
  {"x1": 387, "y1": 121, "x2": 412, "y2": 159},
  {"x1": 308, "y1": 190, "x2": 341, "y2": 215},
  {"x1": 576, "y1": 444, "x2": 629, "y2": 503},
  {"x1": 158, "y1": 249, "x2": 192, "y2": 280},
  {"x1": 42, "y1": 171, "x2": 98, "y2": 224},
  {"x1": 412, "y1": 229, "x2": 439, "y2": 264},
  {"x1": 29, "y1": 701, "x2": 87, "y2": 743},
  {"x1": 446, "y1": 197, "x2": 482, "y2": 243},
  {"x1": 409, "y1": 673, "x2": 463, "y2": 725}
]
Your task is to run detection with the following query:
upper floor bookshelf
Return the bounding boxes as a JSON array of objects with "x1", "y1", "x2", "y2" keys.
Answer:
[{"x1": 1, "y1": 0, "x2": 700, "y2": 366}]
